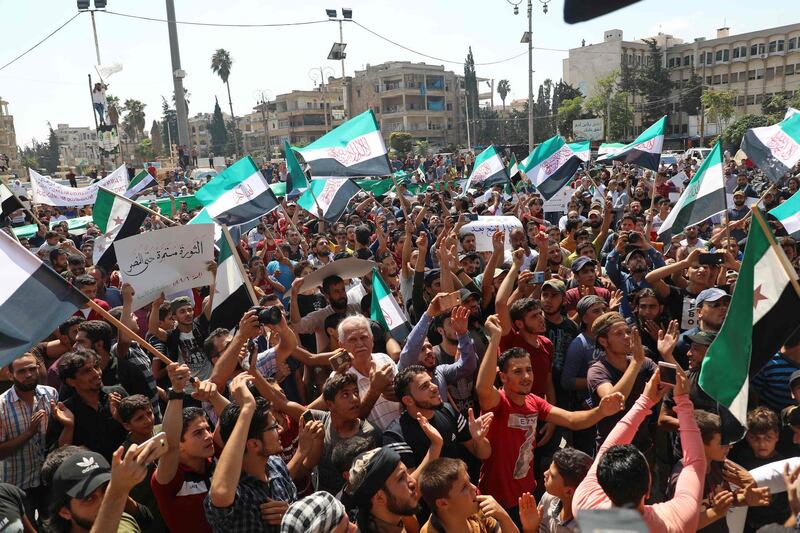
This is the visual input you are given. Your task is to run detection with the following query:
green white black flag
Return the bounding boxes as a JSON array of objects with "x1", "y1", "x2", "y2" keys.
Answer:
[{"x1": 370, "y1": 267, "x2": 411, "y2": 342}]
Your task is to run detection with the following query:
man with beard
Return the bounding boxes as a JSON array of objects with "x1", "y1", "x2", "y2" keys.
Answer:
[
  {"x1": 538, "y1": 279, "x2": 579, "y2": 407},
  {"x1": 562, "y1": 257, "x2": 612, "y2": 319},
  {"x1": 675, "y1": 225, "x2": 707, "y2": 259},
  {"x1": 383, "y1": 365, "x2": 493, "y2": 473},
  {"x1": 290, "y1": 275, "x2": 362, "y2": 353},
  {"x1": 0, "y1": 353, "x2": 59, "y2": 519},
  {"x1": 457, "y1": 252, "x2": 481, "y2": 279},
  {"x1": 629, "y1": 288, "x2": 670, "y2": 358},
  {"x1": 349, "y1": 446, "x2": 425, "y2": 533},
  {"x1": 505, "y1": 228, "x2": 538, "y2": 272},
  {"x1": 309, "y1": 235, "x2": 333, "y2": 268},
  {"x1": 398, "y1": 297, "x2": 477, "y2": 408},
  {"x1": 673, "y1": 288, "x2": 730, "y2": 363},
  {"x1": 727, "y1": 190, "x2": 750, "y2": 242},
  {"x1": 476, "y1": 315, "x2": 624, "y2": 527},
  {"x1": 606, "y1": 231, "x2": 666, "y2": 319},
  {"x1": 600, "y1": 215, "x2": 637, "y2": 263}
]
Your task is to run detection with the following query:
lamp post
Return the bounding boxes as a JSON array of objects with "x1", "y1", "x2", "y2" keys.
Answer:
[
  {"x1": 326, "y1": 8, "x2": 353, "y2": 119},
  {"x1": 505, "y1": 0, "x2": 549, "y2": 152},
  {"x1": 254, "y1": 90, "x2": 273, "y2": 158},
  {"x1": 310, "y1": 67, "x2": 335, "y2": 132}
]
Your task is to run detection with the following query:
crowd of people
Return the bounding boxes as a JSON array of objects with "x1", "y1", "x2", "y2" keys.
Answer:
[{"x1": 3, "y1": 148, "x2": 800, "y2": 533}]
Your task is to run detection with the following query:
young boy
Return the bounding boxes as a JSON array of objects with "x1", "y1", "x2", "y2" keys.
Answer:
[
  {"x1": 539, "y1": 448, "x2": 593, "y2": 532},
  {"x1": 418, "y1": 457, "x2": 520, "y2": 533},
  {"x1": 119, "y1": 394, "x2": 158, "y2": 445},
  {"x1": 738, "y1": 407, "x2": 791, "y2": 532}
]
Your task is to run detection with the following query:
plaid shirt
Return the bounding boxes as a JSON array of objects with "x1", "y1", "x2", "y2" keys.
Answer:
[
  {"x1": 204, "y1": 456, "x2": 297, "y2": 533},
  {"x1": 0, "y1": 384, "x2": 58, "y2": 488}
]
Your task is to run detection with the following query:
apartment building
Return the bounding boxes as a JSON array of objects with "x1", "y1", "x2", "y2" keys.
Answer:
[
  {"x1": 54, "y1": 124, "x2": 100, "y2": 169},
  {"x1": 563, "y1": 23, "x2": 800, "y2": 143},
  {"x1": 347, "y1": 61, "x2": 467, "y2": 148},
  {"x1": 0, "y1": 97, "x2": 20, "y2": 173}
]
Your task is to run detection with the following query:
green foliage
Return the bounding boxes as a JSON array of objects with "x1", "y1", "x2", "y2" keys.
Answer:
[
  {"x1": 761, "y1": 92, "x2": 800, "y2": 121},
  {"x1": 209, "y1": 98, "x2": 228, "y2": 155},
  {"x1": 135, "y1": 138, "x2": 155, "y2": 162},
  {"x1": 556, "y1": 96, "x2": 585, "y2": 137},
  {"x1": 701, "y1": 88, "x2": 737, "y2": 134},
  {"x1": 585, "y1": 70, "x2": 633, "y2": 140},
  {"x1": 44, "y1": 127, "x2": 60, "y2": 174},
  {"x1": 122, "y1": 99, "x2": 147, "y2": 142},
  {"x1": 106, "y1": 95, "x2": 121, "y2": 126},
  {"x1": 721, "y1": 114, "x2": 772, "y2": 147},
  {"x1": 224, "y1": 120, "x2": 242, "y2": 157},
  {"x1": 464, "y1": 47, "x2": 479, "y2": 124},
  {"x1": 149, "y1": 120, "x2": 163, "y2": 156},
  {"x1": 161, "y1": 97, "x2": 178, "y2": 156},
  {"x1": 389, "y1": 132, "x2": 413, "y2": 154},
  {"x1": 680, "y1": 68, "x2": 703, "y2": 115},
  {"x1": 497, "y1": 79, "x2": 511, "y2": 110},
  {"x1": 414, "y1": 140, "x2": 430, "y2": 157},
  {"x1": 636, "y1": 39, "x2": 673, "y2": 122},
  {"x1": 534, "y1": 79, "x2": 554, "y2": 140},
  {"x1": 210, "y1": 49, "x2": 232, "y2": 84}
]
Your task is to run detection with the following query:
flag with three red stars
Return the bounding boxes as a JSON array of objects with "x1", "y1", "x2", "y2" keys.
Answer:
[
  {"x1": 699, "y1": 207, "x2": 800, "y2": 438},
  {"x1": 92, "y1": 187, "x2": 150, "y2": 271}
]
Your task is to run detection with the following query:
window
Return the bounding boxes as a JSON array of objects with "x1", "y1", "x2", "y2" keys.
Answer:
[
  {"x1": 751, "y1": 43, "x2": 766, "y2": 56},
  {"x1": 756, "y1": 68, "x2": 764, "y2": 79},
  {"x1": 705, "y1": 51, "x2": 713, "y2": 64},
  {"x1": 777, "y1": 66, "x2": 784, "y2": 76},
  {"x1": 788, "y1": 64, "x2": 796, "y2": 75},
  {"x1": 746, "y1": 95, "x2": 755, "y2": 105},
  {"x1": 683, "y1": 55, "x2": 691, "y2": 66},
  {"x1": 790, "y1": 37, "x2": 797, "y2": 50},
  {"x1": 722, "y1": 73, "x2": 729, "y2": 84},
  {"x1": 713, "y1": 74, "x2": 721, "y2": 84},
  {"x1": 356, "y1": 89, "x2": 361, "y2": 98},
  {"x1": 767, "y1": 67, "x2": 775, "y2": 80},
  {"x1": 748, "y1": 69, "x2": 756, "y2": 80},
  {"x1": 715, "y1": 50, "x2": 723, "y2": 62},
  {"x1": 668, "y1": 57, "x2": 676, "y2": 68},
  {"x1": 778, "y1": 39, "x2": 785, "y2": 51},
  {"x1": 732, "y1": 45, "x2": 748, "y2": 59},
  {"x1": 699, "y1": 53, "x2": 705, "y2": 64},
  {"x1": 756, "y1": 94, "x2": 764, "y2": 104},
  {"x1": 736, "y1": 95, "x2": 745, "y2": 106},
  {"x1": 706, "y1": 75, "x2": 713, "y2": 85},
  {"x1": 769, "y1": 41, "x2": 777, "y2": 53}
]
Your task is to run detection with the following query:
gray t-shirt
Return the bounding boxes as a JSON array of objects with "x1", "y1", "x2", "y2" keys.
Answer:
[{"x1": 308, "y1": 409, "x2": 380, "y2": 495}]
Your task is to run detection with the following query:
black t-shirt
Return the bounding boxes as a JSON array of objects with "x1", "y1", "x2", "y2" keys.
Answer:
[
  {"x1": 546, "y1": 317, "x2": 579, "y2": 374},
  {"x1": 0, "y1": 483, "x2": 26, "y2": 533},
  {"x1": 663, "y1": 285, "x2": 703, "y2": 332},
  {"x1": 383, "y1": 404, "x2": 472, "y2": 469}
]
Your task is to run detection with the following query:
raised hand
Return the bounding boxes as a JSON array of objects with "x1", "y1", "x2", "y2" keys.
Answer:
[
  {"x1": 416, "y1": 231, "x2": 429, "y2": 251},
  {"x1": 657, "y1": 320, "x2": 680, "y2": 361},
  {"x1": 642, "y1": 368, "x2": 670, "y2": 403},
  {"x1": 369, "y1": 362, "x2": 394, "y2": 392},
  {"x1": 491, "y1": 230, "x2": 505, "y2": 255},
  {"x1": 290, "y1": 277, "x2": 305, "y2": 295},
  {"x1": 27, "y1": 410, "x2": 46, "y2": 436},
  {"x1": 511, "y1": 248, "x2": 525, "y2": 268},
  {"x1": 51, "y1": 400, "x2": 74, "y2": 427},
  {"x1": 416, "y1": 413, "x2": 443, "y2": 449},
  {"x1": 518, "y1": 492, "x2": 542, "y2": 533},
  {"x1": 630, "y1": 326, "x2": 645, "y2": 364},
  {"x1": 467, "y1": 408, "x2": 494, "y2": 439},
  {"x1": 609, "y1": 289, "x2": 624, "y2": 310},
  {"x1": 229, "y1": 372, "x2": 256, "y2": 408},
  {"x1": 238, "y1": 309, "x2": 261, "y2": 339},
  {"x1": 598, "y1": 392, "x2": 626, "y2": 416},
  {"x1": 485, "y1": 314, "x2": 502, "y2": 339},
  {"x1": 167, "y1": 363, "x2": 191, "y2": 392},
  {"x1": 450, "y1": 306, "x2": 470, "y2": 335},
  {"x1": 190, "y1": 380, "x2": 218, "y2": 403}
]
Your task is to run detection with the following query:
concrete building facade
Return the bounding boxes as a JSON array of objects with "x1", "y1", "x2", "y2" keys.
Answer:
[
  {"x1": 0, "y1": 98, "x2": 20, "y2": 173},
  {"x1": 54, "y1": 124, "x2": 100, "y2": 169}
]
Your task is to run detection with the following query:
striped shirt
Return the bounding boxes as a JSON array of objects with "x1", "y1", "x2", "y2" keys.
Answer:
[
  {"x1": 0, "y1": 384, "x2": 58, "y2": 488},
  {"x1": 752, "y1": 353, "x2": 800, "y2": 413}
]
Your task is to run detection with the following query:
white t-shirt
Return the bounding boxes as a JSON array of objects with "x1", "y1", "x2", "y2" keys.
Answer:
[{"x1": 347, "y1": 353, "x2": 401, "y2": 432}]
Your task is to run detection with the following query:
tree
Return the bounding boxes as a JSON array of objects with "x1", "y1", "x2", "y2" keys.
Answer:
[
  {"x1": 476, "y1": 107, "x2": 501, "y2": 146},
  {"x1": 721, "y1": 114, "x2": 771, "y2": 148},
  {"x1": 464, "y1": 47, "x2": 480, "y2": 128},
  {"x1": 106, "y1": 95, "x2": 121, "y2": 127},
  {"x1": 414, "y1": 140, "x2": 430, "y2": 157},
  {"x1": 135, "y1": 138, "x2": 155, "y2": 162},
  {"x1": 122, "y1": 99, "x2": 146, "y2": 142},
  {"x1": 497, "y1": 79, "x2": 511, "y2": 111},
  {"x1": 585, "y1": 70, "x2": 632, "y2": 140},
  {"x1": 636, "y1": 38, "x2": 673, "y2": 123},
  {"x1": 211, "y1": 49, "x2": 238, "y2": 153},
  {"x1": 44, "y1": 127, "x2": 60, "y2": 174},
  {"x1": 534, "y1": 79, "x2": 554, "y2": 139},
  {"x1": 209, "y1": 98, "x2": 228, "y2": 155},
  {"x1": 150, "y1": 120, "x2": 163, "y2": 156},
  {"x1": 556, "y1": 95, "x2": 585, "y2": 137},
  {"x1": 225, "y1": 120, "x2": 242, "y2": 157},
  {"x1": 172, "y1": 88, "x2": 191, "y2": 116},
  {"x1": 389, "y1": 132, "x2": 413, "y2": 154},
  {"x1": 701, "y1": 88, "x2": 737, "y2": 136},
  {"x1": 161, "y1": 97, "x2": 178, "y2": 156}
]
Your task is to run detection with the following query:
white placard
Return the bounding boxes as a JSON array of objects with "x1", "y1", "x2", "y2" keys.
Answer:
[
  {"x1": 542, "y1": 186, "x2": 574, "y2": 214},
  {"x1": 115, "y1": 224, "x2": 215, "y2": 310},
  {"x1": 460, "y1": 216, "x2": 523, "y2": 252},
  {"x1": 29, "y1": 165, "x2": 128, "y2": 206},
  {"x1": 572, "y1": 118, "x2": 605, "y2": 141},
  {"x1": 669, "y1": 171, "x2": 687, "y2": 189}
]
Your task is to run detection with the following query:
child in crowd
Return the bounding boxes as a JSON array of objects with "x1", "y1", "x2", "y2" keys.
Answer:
[{"x1": 538, "y1": 447, "x2": 593, "y2": 532}]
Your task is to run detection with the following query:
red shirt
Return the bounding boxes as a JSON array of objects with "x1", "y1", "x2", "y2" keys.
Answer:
[
  {"x1": 563, "y1": 287, "x2": 611, "y2": 315},
  {"x1": 72, "y1": 298, "x2": 110, "y2": 322},
  {"x1": 479, "y1": 389, "x2": 552, "y2": 508},
  {"x1": 499, "y1": 331, "x2": 553, "y2": 397},
  {"x1": 151, "y1": 458, "x2": 214, "y2": 533}
]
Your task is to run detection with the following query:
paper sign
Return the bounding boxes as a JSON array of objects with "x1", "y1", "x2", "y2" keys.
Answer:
[
  {"x1": 300, "y1": 257, "x2": 377, "y2": 295},
  {"x1": 542, "y1": 186, "x2": 574, "y2": 214},
  {"x1": 669, "y1": 171, "x2": 687, "y2": 189},
  {"x1": 460, "y1": 216, "x2": 523, "y2": 252},
  {"x1": 29, "y1": 165, "x2": 128, "y2": 206},
  {"x1": 115, "y1": 224, "x2": 214, "y2": 310}
]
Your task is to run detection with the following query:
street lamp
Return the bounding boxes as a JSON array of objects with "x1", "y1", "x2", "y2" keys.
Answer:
[
  {"x1": 326, "y1": 8, "x2": 353, "y2": 119},
  {"x1": 505, "y1": 0, "x2": 549, "y2": 152},
  {"x1": 253, "y1": 90, "x2": 273, "y2": 157},
  {"x1": 310, "y1": 67, "x2": 335, "y2": 132}
]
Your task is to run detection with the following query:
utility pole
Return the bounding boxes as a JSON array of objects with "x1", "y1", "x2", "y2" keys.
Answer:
[
  {"x1": 465, "y1": 93, "x2": 472, "y2": 151},
  {"x1": 527, "y1": 0, "x2": 534, "y2": 152},
  {"x1": 165, "y1": 0, "x2": 190, "y2": 149},
  {"x1": 89, "y1": 11, "x2": 102, "y2": 64}
]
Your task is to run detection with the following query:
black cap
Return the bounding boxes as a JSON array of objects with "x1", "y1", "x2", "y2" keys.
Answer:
[
  {"x1": 52, "y1": 452, "x2": 112, "y2": 499},
  {"x1": 458, "y1": 287, "x2": 479, "y2": 303},
  {"x1": 424, "y1": 268, "x2": 441, "y2": 286},
  {"x1": 571, "y1": 256, "x2": 597, "y2": 273}
]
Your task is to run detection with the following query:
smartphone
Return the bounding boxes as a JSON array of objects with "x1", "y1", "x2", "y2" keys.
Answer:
[
  {"x1": 329, "y1": 350, "x2": 353, "y2": 372},
  {"x1": 658, "y1": 362, "x2": 678, "y2": 387},
  {"x1": 440, "y1": 291, "x2": 462, "y2": 312},
  {"x1": 464, "y1": 213, "x2": 479, "y2": 222},
  {"x1": 698, "y1": 252, "x2": 724, "y2": 265},
  {"x1": 301, "y1": 411, "x2": 314, "y2": 424},
  {"x1": 140, "y1": 432, "x2": 169, "y2": 463},
  {"x1": 528, "y1": 272, "x2": 545, "y2": 285}
]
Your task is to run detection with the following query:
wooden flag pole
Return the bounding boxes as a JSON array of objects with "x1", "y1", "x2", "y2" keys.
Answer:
[
  {"x1": 279, "y1": 204, "x2": 302, "y2": 235},
  {"x1": 85, "y1": 298, "x2": 173, "y2": 366},
  {"x1": 99, "y1": 186, "x2": 177, "y2": 227},
  {"x1": 221, "y1": 224, "x2": 259, "y2": 305},
  {"x1": 389, "y1": 173, "x2": 410, "y2": 220},
  {"x1": 750, "y1": 205, "x2": 800, "y2": 297}
]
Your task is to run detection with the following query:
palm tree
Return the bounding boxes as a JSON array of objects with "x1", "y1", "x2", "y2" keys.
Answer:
[
  {"x1": 122, "y1": 99, "x2": 147, "y2": 142},
  {"x1": 211, "y1": 49, "x2": 239, "y2": 152},
  {"x1": 106, "y1": 95, "x2": 121, "y2": 126},
  {"x1": 497, "y1": 79, "x2": 511, "y2": 111}
]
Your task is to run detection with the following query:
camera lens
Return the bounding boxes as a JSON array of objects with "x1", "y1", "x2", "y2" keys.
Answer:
[{"x1": 257, "y1": 306, "x2": 283, "y2": 325}]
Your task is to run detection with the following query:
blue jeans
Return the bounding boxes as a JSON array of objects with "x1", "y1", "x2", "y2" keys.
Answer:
[{"x1": 94, "y1": 102, "x2": 106, "y2": 124}]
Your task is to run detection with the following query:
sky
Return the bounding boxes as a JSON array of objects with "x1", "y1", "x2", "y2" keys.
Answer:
[{"x1": 1, "y1": 0, "x2": 789, "y2": 147}]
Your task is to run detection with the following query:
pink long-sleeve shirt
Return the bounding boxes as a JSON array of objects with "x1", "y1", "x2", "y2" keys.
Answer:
[{"x1": 572, "y1": 394, "x2": 706, "y2": 533}]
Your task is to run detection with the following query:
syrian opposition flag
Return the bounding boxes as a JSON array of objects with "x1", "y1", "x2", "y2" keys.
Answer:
[
  {"x1": 596, "y1": 116, "x2": 666, "y2": 170},
  {"x1": 210, "y1": 228, "x2": 255, "y2": 330},
  {"x1": 92, "y1": 187, "x2": 150, "y2": 271},
  {"x1": 0, "y1": 230, "x2": 85, "y2": 366},
  {"x1": 196, "y1": 156, "x2": 280, "y2": 226},
  {"x1": 285, "y1": 141, "x2": 309, "y2": 198},
  {"x1": 699, "y1": 209, "x2": 800, "y2": 436},
  {"x1": 508, "y1": 153, "x2": 520, "y2": 178},
  {"x1": 297, "y1": 177, "x2": 361, "y2": 224},
  {"x1": 293, "y1": 109, "x2": 391, "y2": 177},
  {"x1": 370, "y1": 268, "x2": 411, "y2": 342},
  {"x1": 741, "y1": 112, "x2": 800, "y2": 182},
  {"x1": 124, "y1": 170, "x2": 156, "y2": 198},
  {"x1": 769, "y1": 189, "x2": 800, "y2": 239},
  {"x1": 0, "y1": 183, "x2": 24, "y2": 220},
  {"x1": 519, "y1": 135, "x2": 582, "y2": 200},
  {"x1": 568, "y1": 140, "x2": 591, "y2": 162},
  {"x1": 464, "y1": 145, "x2": 508, "y2": 190},
  {"x1": 597, "y1": 143, "x2": 626, "y2": 157},
  {"x1": 657, "y1": 141, "x2": 727, "y2": 245}
]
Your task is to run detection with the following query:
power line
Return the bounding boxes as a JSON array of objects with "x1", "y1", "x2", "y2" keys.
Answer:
[
  {"x1": 0, "y1": 12, "x2": 82, "y2": 72},
  {"x1": 101, "y1": 9, "x2": 331, "y2": 28}
]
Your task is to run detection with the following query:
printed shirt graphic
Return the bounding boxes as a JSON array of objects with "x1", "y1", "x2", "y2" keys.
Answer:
[{"x1": 479, "y1": 389, "x2": 552, "y2": 508}]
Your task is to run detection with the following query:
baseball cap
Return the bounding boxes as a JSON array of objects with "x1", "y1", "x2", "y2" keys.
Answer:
[
  {"x1": 492, "y1": 268, "x2": 507, "y2": 279},
  {"x1": 695, "y1": 288, "x2": 730, "y2": 307},
  {"x1": 169, "y1": 296, "x2": 194, "y2": 314},
  {"x1": 458, "y1": 251, "x2": 479, "y2": 262},
  {"x1": 686, "y1": 330, "x2": 717, "y2": 346},
  {"x1": 541, "y1": 279, "x2": 566, "y2": 293},
  {"x1": 625, "y1": 248, "x2": 647, "y2": 263},
  {"x1": 733, "y1": 190, "x2": 746, "y2": 197},
  {"x1": 458, "y1": 287, "x2": 480, "y2": 303},
  {"x1": 52, "y1": 451, "x2": 112, "y2": 499},
  {"x1": 571, "y1": 256, "x2": 597, "y2": 273},
  {"x1": 424, "y1": 269, "x2": 441, "y2": 286},
  {"x1": 790, "y1": 370, "x2": 800, "y2": 389}
]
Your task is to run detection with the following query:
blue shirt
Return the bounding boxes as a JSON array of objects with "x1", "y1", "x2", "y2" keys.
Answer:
[
  {"x1": 752, "y1": 353, "x2": 800, "y2": 413},
  {"x1": 606, "y1": 247, "x2": 666, "y2": 319},
  {"x1": 266, "y1": 260, "x2": 295, "y2": 306}
]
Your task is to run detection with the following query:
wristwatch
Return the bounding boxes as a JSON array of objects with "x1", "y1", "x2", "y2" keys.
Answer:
[{"x1": 167, "y1": 388, "x2": 186, "y2": 401}]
